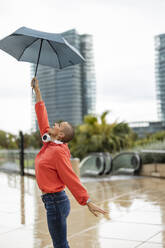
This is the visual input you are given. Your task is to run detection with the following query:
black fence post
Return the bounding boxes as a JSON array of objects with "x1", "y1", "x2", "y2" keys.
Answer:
[{"x1": 19, "y1": 131, "x2": 24, "y2": 176}]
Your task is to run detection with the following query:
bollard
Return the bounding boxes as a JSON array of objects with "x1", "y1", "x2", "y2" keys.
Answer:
[
  {"x1": 70, "y1": 158, "x2": 80, "y2": 177},
  {"x1": 19, "y1": 131, "x2": 24, "y2": 176}
]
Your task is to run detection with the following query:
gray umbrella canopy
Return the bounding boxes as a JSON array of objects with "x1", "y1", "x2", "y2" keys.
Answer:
[{"x1": 0, "y1": 26, "x2": 85, "y2": 76}]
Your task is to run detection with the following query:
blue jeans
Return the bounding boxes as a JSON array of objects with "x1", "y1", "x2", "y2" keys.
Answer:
[{"x1": 41, "y1": 190, "x2": 70, "y2": 248}]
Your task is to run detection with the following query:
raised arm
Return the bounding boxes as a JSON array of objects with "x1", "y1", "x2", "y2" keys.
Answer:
[{"x1": 31, "y1": 77, "x2": 50, "y2": 137}]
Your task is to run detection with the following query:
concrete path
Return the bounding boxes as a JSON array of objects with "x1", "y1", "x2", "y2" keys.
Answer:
[{"x1": 0, "y1": 171, "x2": 165, "y2": 247}]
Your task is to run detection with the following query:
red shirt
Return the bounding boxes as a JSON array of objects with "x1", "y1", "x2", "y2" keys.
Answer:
[{"x1": 35, "y1": 101, "x2": 89, "y2": 205}]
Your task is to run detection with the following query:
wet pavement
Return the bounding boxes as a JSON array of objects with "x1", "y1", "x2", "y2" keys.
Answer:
[{"x1": 1, "y1": 172, "x2": 165, "y2": 247}]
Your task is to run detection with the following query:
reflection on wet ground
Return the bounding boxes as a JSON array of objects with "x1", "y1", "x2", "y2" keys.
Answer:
[{"x1": 1, "y1": 172, "x2": 165, "y2": 247}]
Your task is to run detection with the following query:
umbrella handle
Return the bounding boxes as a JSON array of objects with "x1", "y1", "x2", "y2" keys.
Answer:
[{"x1": 32, "y1": 39, "x2": 43, "y2": 94}]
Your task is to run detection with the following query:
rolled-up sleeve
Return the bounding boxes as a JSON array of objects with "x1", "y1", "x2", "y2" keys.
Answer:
[
  {"x1": 35, "y1": 101, "x2": 50, "y2": 137},
  {"x1": 55, "y1": 150, "x2": 90, "y2": 205}
]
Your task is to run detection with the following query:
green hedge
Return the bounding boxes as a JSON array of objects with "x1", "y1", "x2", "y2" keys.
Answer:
[{"x1": 139, "y1": 151, "x2": 165, "y2": 164}]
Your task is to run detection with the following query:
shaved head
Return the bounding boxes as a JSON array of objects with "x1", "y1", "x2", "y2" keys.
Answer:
[{"x1": 61, "y1": 122, "x2": 75, "y2": 143}]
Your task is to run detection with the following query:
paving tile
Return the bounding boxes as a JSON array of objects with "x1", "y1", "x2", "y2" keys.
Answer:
[
  {"x1": 117, "y1": 211, "x2": 163, "y2": 225},
  {"x1": 69, "y1": 234, "x2": 141, "y2": 248},
  {"x1": 95, "y1": 221, "x2": 163, "y2": 241},
  {"x1": 67, "y1": 204, "x2": 124, "y2": 236},
  {"x1": 148, "y1": 231, "x2": 165, "y2": 244},
  {"x1": 0, "y1": 225, "x2": 17, "y2": 235},
  {"x1": 0, "y1": 227, "x2": 34, "y2": 248},
  {"x1": 138, "y1": 242, "x2": 165, "y2": 247},
  {"x1": 134, "y1": 203, "x2": 161, "y2": 212},
  {"x1": 108, "y1": 199, "x2": 148, "y2": 211}
]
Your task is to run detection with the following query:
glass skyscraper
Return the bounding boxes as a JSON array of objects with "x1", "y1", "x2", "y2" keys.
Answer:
[
  {"x1": 31, "y1": 29, "x2": 96, "y2": 131},
  {"x1": 155, "y1": 34, "x2": 165, "y2": 122}
]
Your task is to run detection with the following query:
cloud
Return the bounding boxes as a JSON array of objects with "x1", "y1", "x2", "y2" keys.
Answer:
[
  {"x1": 0, "y1": 97, "x2": 31, "y2": 135},
  {"x1": 96, "y1": 97, "x2": 157, "y2": 123}
]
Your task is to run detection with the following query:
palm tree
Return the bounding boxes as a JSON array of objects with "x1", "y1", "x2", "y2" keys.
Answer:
[{"x1": 70, "y1": 111, "x2": 134, "y2": 159}]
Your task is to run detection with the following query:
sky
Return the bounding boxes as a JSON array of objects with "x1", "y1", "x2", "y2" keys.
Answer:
[{"x1": 0, "y1": 0, "x2": 165, "y2": 134}]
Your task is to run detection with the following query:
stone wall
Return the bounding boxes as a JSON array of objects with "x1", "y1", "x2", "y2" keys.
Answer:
[{"x1": 139, "y1": 163, "x2": 165, "y2": 178}]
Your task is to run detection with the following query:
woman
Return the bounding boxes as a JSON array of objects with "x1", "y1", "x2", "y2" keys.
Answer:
[{"x1": 31, "y1": 77, "x2": 108, "y2": 248}]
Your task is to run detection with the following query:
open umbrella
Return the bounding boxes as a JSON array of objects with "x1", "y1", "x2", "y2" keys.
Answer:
[{"x1": 0, "y1": 26, "x2": 85, "y2": 78}]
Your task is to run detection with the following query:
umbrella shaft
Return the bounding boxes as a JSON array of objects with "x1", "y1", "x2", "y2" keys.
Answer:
[{"x1": 35, "y1": 39, "x2": 43, "y2": 77}]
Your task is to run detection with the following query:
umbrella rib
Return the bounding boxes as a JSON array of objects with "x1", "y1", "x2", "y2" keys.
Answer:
[
  {"x1": 47, "y1": 40, "x2": 62, "y2": 69},
  {"x1": 18, "y1": 38, "x2": 39, "y2": 61}
]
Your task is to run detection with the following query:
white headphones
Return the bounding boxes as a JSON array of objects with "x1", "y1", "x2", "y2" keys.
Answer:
[
  {"x1": 42, "y1": 133, "x2": 51, "y2": 142},
  {"x1": 42, "y1": 133, "x2": 63, "y2": 144}
]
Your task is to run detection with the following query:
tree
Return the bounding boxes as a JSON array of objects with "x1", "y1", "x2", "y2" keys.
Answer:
[
  {"x1": 69, "y1": 111, "x2": 134, "y2": 159},
  {"x1": 0, "y1": 130, "x2": 18, "y2": 149}
]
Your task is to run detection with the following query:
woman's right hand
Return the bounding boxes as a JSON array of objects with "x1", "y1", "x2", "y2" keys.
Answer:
[
  {"x1": 31, "y1": 77, "x2": 39, "y2": 91},
  {"x1": 87, "y1": 201, "x2": 108, "y2": 217}
]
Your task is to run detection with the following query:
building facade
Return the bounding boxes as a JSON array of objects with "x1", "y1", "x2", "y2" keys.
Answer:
[
  {"x1": 129, "y1": 121, "x2": 165, "y2": 138},
  {"x1": 31, "y1": 29, "x2": 96, "y2": 131},
  {"x1": 155, "y1": 34, "x2": 165, "y2": 122}
]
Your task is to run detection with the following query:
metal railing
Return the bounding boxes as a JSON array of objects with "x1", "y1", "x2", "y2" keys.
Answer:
[{"x1": 0, "y1": 149, "x2": 38, "y2": 175}]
